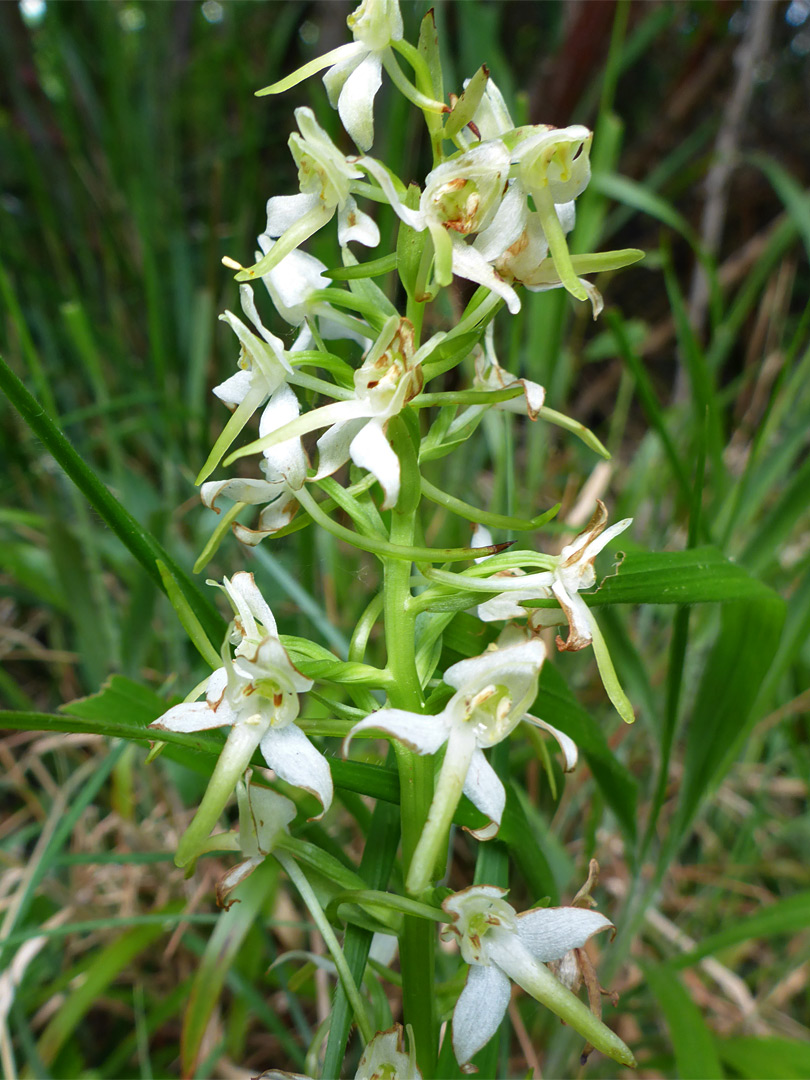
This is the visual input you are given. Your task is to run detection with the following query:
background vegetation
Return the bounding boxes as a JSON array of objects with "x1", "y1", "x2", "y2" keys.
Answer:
[{"x1": 1, "y1": 0, "x2": 809, "y2": 1077}]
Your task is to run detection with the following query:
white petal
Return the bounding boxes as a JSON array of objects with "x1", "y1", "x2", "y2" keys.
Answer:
[
  {"x1": 552, "y1": 580, "x2": 593, "y2": 651},
  {"x1": 213, "y1": 369, "x2": 254, "y2": 408},
  {"x1": 349, "y1": 418, "x2": 400, "y2": 509},
  {"x1": 216, "y1": 855, "x2": 264, "y2": 909},
  {"x1": 346, "y1": 709, "x2": 449, "y2": 755},
  {"x1": 259, "y1": 385, "x2": 308, "y2": 489},
  {"x1": 355, "y1": 156, "x2": 426, "y2": 230},
  {"x1": 476, "y1": 592, "x2": 531, "y2": 622},
  {"x1": 450, "y1": 240, "x2": 521, "y2": 314},
  {"x1": 239, "y1": 284, "x2": 288, "y2": 357},
  {"x1": 444, "y1": 638, "x2": 546, "y2": 695},
  {"x1": 471, "y1": 524, "x2": 494, "y2": 561},
  {"x1": 243, "y1": 634, "x2": 313, "y2": 694},
  {"x1": 260, "y1": 724, "x2": 333, "y2": 817},
  {"x1": 257, "y1": 234, "x2": 329, "y2": 326},
  {"x1": 516, "y1": 906, "x2": 613, "y2": 962},
  {"x1": 205, "y1": 666, "x2": 229, "y2": 706},
  {"x1": 265, "y1": 192, "x2": 321, "y2": 237},
  {"x1": 524, "y1": 715, "x2": 578, "y2": 772},
  {"x1": 232, "y1": 501, "x2": 298, "y2": 546},
  {"x1": 321, "y1": 41, "x2": 365, "y2": 107},
  {"x1": 337, "y1": 53, "x2": 381, "y2": 152},
  {"x1": 473, "y1": 183, "x2": 526, "y2": 261},
  {"x1": 584, "y1": 516, "x2": 633, "y2": 559},
  {"x1": 226, "y1": 571, "x2": 278, "y2": 638},
  {"x1": 242, "y1": 782, "x2": 297, "y2": 853},
  {"x1": 462, "y1": 747, "x2": 505, "y2": 839},
  {"x1": 256, "y1": 492, "x2": 301, "y2": 534},
  {"x1": 452, "y1": 963, "x2": 512, "y2": 1066},
  {"x1": 315, "y1": 416, "x2": 367, "y2": 479},
  {"x1": 337, "y1": 195, "x2": 380, "y2": 247},
  {"x1": 149, "y1": 700, "x2": 225, "y2": 734},
  {"x1": 552, "y1": 200, "x2": 575, "y2": 235},
  {"x1": 201, "y1": 477, "x2": 280, "y2": 511}
]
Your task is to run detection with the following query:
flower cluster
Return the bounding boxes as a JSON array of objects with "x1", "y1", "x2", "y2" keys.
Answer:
[{"x1": 155, "y1": 0, "x2": 644, "y2": 1074}]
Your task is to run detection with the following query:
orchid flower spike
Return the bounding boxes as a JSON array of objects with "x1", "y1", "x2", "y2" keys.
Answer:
[
  {"x1": 234, "y1": 108, "x2": 380, "y2": 283},
  {"x1": 358, "y1": 141, "x2": 522, "y2": 312},
  {"x1": 149, "y1": 573, "x2": 331, "y2": 868},
  {"x1": 346, "y1": 631, "x2": 546, "y2": 894},
  {"x1": 441, "y1": 885, "x2": 635, "y2": 1071}
]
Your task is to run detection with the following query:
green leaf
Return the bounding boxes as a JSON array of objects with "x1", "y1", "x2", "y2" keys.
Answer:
[
  {"x1": 642, "y1": 962, "x2": 724, "y2": 1079},
  {"x1": 667, "y1": 891, "x2": 810, "y2": 970},
  {"x1": 182, "y1": 861, "x2": 278, "y2": 1079},
  {"x1": 585, "y1": 547, "x2": 778, "y2": 607},
  {"x1": 0, "y1": 353, "x2": 225, "y2": 648},
  {"x1": 670, "y1": 592, "x2": 785, "y2": 847},
  {"x1": 716, "y1": 1036, "x2": 810, "y2": 1080},
  {"x1": 749, "y1": 153, "x2": 810, "y2": 261},
  {"x1": 536, "y1": 664, "x2": 638, "y2": 842}
]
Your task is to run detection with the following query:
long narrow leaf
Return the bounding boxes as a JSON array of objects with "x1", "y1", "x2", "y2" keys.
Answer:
[{"x1": 0, "y1": 353, "x2": 225, "y2": 646}]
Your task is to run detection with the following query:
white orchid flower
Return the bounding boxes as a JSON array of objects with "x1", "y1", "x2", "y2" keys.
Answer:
[
  {"x1": 201, "y1": 383, "x2": 308, "y2": 546},
  {"x1": 355, "y1": 1023, "x2": 422, "y2": 1080},
  {"x1": 452, "y1": 77, "x2": 598, "y2": 311},
  {"x1": 254, "y1": 1021, "x2": 421, "y2": 1080},
  {"x1": 473, "y1": 323, "x2": 545, "y2": 419},
  {"x1": 323, "y1": 0, "x2": 404, "y2": 151},
  {"x1": 346, "y1": 632, "x2": 546, "y2": 894},
  {"x1": 312, "y1": 316, "x2": 428, "y2": 508},
  {"x1": 235, "y1": 108, "x2": 380, "y2": 283},
  {"x1": 489, "y1": 201, "x2": 605, "y2": 318},
  {"x1": 358, "y1": 142, "x2": 522, "y2": 312},
  {"x1": 150, "y1": 573, "x2": 331, "y2": 867},
  {"x1": 475, "y1": 503, "x2": 635, "y2": 724},
  {"x1": 253, "y1": 0, "x2": 403, "y2": 154},
  {"x1": 441, "y1": 885, "x2": 635, "y2": 1070},
  {"x1": 197, "y1": 284, "x2": 298, "y2": 484},
  {"x1": 215, "y1": 773, "x2": 297, "y2": 909},
  {"x1": 477, "y1": 501, "x2": 631, "y2": 649},
  {"x1": 506, "y1": 123, "x2": 594, "y2": 304},
  {"x1": 226, "y1": 316, "x2": 436, "y2": 510},
  {"x1": 255, "y1": 233, "x2": 372, "y2": 350}
]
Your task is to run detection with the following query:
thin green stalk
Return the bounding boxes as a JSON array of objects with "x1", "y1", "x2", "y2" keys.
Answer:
[
  {"x1": 274, "y1": 851, "x2": 374, "y2": 1046},
  {"x1": 293, "y1": 483, "x2": 502, "y2": 564}
]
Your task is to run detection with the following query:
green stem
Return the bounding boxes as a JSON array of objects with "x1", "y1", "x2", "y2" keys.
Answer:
[
  {"x1": 382, "y1": 418, "x2": 437, "y2": 1076},
  {"x1": 274, "y1": 851, "x2": 374, "y2": 1046}
]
